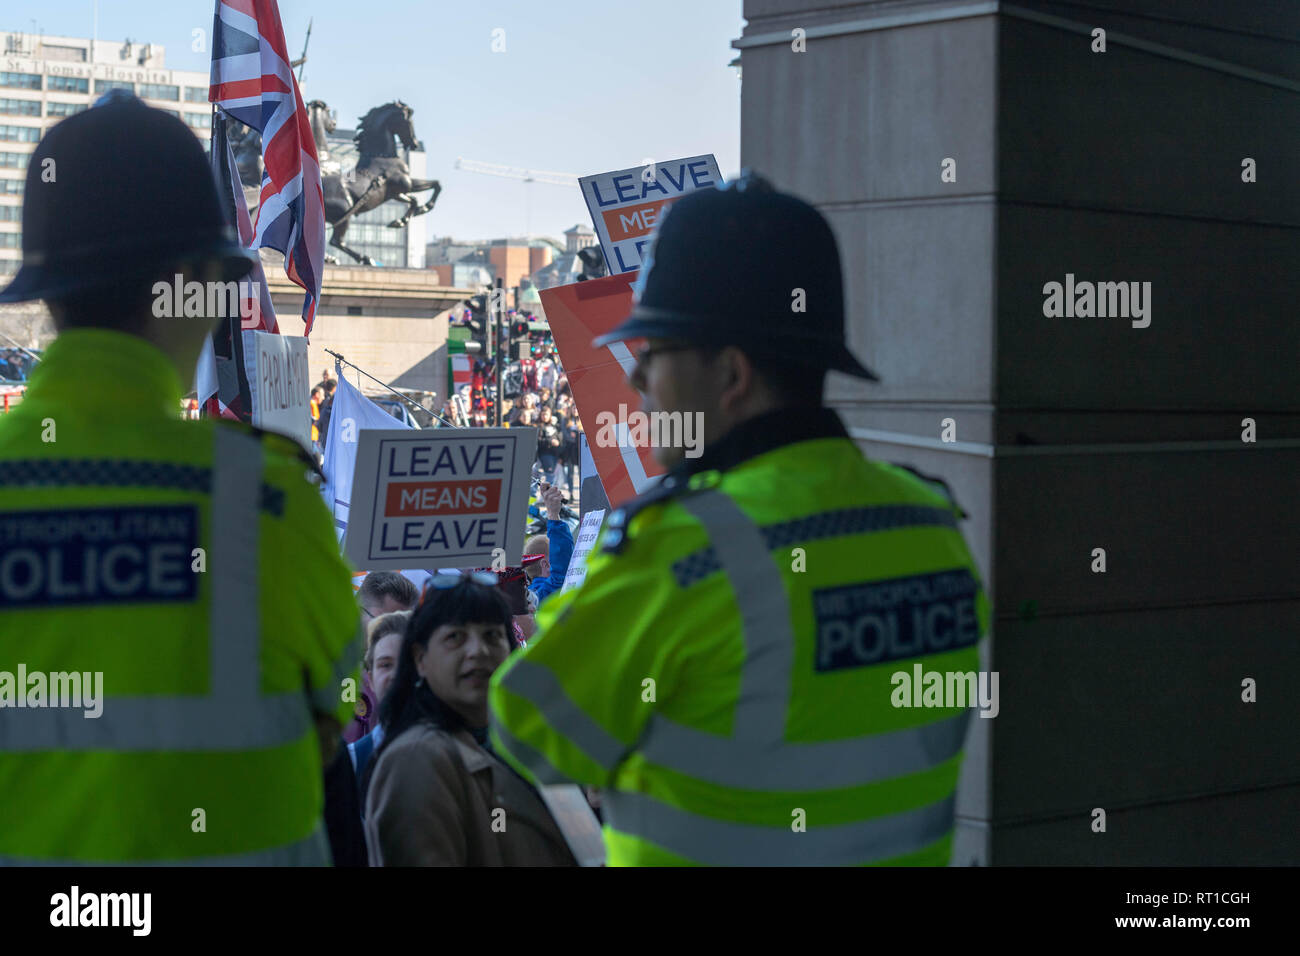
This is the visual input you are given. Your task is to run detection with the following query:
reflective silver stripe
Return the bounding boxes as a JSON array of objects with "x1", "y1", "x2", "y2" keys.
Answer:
[
  {"x1": 498, "y1": 658, "x2": 626, "y2": 771},
  {"x1": 210, "y1": 427, "x2": 262, "y2": 719},
  {"x1": 0, "y1": 429, "x2": 312, "y2": 752},
  {"x1": 639, "y1": 709, "x2": 971, "y2": 791},
  {"x1": 310, "y1": 625, "x2": 364, "y2": 716},
  {"x1": 0, "y1": 824, "x2": 331, "y2": 866},
  {"x1": 604, "y1": 790, "x2": 955, "y2": 866},
  {"x1": 0, "y1": 692, "x2": 311, "y2": 752},
  {"x1": 489, "y1": 713, "x2": 569, "y2": 786},
  {"x1": 677, "y1": 492, "x2": 792, "y2": 743}
]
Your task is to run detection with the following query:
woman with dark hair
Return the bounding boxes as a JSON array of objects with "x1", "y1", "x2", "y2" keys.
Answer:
[{"x1": 362, "y1": 574, "x2": 577, "y2": 866}]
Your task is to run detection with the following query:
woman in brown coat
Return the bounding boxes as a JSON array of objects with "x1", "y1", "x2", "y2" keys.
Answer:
[{"x1": 363, "y1": 574, "x2": 577, "y2": 866}]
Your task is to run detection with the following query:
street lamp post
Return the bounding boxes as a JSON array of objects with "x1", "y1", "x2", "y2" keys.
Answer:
[{"x1": 492, "y1": 277, "x2": 505, "y2": 427}]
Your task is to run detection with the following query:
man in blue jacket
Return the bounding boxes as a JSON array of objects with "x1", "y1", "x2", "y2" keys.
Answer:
[{"x1": 524, "y1": 483, "x2": 574, "y2": 606}]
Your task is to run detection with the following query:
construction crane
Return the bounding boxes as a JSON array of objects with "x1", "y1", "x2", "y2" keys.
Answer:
[
  {"x1": 454, "y1": 158, "x2": 579, "y2": 188},
  {"x1": 454, "y1": 158, "x2": 581, "y2": 237}
]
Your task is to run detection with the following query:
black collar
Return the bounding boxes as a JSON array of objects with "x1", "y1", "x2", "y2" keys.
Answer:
[{"x1": 671, "y1": 406, "x2": 849, "y2": 481}]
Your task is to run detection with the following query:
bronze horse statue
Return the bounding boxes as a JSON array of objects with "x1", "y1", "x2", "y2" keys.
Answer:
[
  {"x1": 224, "y1": 114, "x2": 264, "y2": 215},
  {"x1": 317, "y1": 100, "x2": 442, "y2": 265},
  {"x1": 225, "y1": 100, "x2": 442, "y2": 266}
]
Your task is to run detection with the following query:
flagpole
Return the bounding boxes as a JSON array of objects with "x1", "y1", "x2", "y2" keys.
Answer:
[{"x1": 323, "y1": 349, "x2": 457, "y2": 428}]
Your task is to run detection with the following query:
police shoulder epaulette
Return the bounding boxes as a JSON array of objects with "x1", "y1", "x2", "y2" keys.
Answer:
[
  {"x1": 889, "y1": 462, "x2": 968, "y2": 520},
  {"x1": 601, "y1": 472, "x2": 694, "y2": 555},
  {"x1": 216, "y1": 419, "x2": 325, "y2": 483}
]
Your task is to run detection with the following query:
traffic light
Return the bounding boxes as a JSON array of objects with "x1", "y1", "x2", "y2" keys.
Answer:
[
  {"x1": 576, "y1": 246, "x2": 607, "y2": 281},
  {"x1": 463, "y1": 295, "x2": 489, "y2": 353}
]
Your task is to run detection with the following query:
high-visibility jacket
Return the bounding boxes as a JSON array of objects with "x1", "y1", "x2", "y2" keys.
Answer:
[
  {"x1": 0, "y1": 329, "x2": 361, "y2": 865},
  {"x1": 490, "y1": 407, "x2": 989, "y2": 866}
]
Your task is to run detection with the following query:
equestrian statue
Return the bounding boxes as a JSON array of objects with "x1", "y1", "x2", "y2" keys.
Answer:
[{"x1": 225, "y1": 99, "x2": 443, "y2": 266}]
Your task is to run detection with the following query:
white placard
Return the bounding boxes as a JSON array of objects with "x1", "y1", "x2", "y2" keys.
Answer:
[
  {"x1": 537, "y1": 784, "x2": 606, "y2": 867},
  {"x1": 343, "y1": 427, "x2": 535, "y2": 571},
  {"x1": 241, "y1": 331, "x2": 310, "y2": 448},
  {"x1": 561, "y1": 509, "x2": 605, "y2": 593},
  {"x1": 579, "y1": 155, "x2": 721, "y2": 274}
]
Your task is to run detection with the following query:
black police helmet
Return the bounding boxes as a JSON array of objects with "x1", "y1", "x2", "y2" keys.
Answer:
[
  {"x1": 0, "y1": 91, "x2": 254, "y2": 304},
  {"x1": 593, "y1": 169, "x2": 878, "y2": 380}
]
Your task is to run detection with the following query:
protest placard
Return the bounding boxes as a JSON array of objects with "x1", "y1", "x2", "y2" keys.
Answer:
[
  {"x1": 539, "y1": 273, "x2": 667, "y2": 509},
  {"x1": 561, "y1": 509, "x2": 606, "y2": 593},
  {"x1": 578, "y1": 435, "x2": 609, "y2": 518},
  {"x1": 537, "y1": 785, "x2": 606, "y2": 867},
  {"x1": 241, "y1": 331, "x2": 310, "y2": 447},
  {"x1": 579, "y1": 155, "x2": 721, "y2": 274},
  {"x1": 343, "y1": 427, "x2": 535, "y2": 571}
]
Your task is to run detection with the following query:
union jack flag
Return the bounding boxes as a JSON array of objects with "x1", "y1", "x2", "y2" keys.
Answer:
[
  {"x1": 209, "y1": 0, "x2": 324, "y2": 336},
  {"x1": 196, "y1": 114, "x2": 279, "y2": 420}
]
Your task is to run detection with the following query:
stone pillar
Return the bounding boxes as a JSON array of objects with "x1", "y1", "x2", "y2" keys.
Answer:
[
  {"x1": 267, "y1": 264, "x2": 473, "y2": 403},
  {"x1": 736, "y1": 0, "x2": 1299, "y2": 864}
]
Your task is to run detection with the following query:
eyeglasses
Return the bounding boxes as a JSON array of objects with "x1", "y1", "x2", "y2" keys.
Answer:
[
  {"x1": 633, "y1": 343, "x2": 699, "y2": 368},
  {"x1": 416, "y1": 571, "x2": 500, "y2": 608}
]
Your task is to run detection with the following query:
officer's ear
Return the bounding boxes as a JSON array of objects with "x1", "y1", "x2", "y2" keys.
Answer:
[{"x1": 716, "y1": 346, "x2": 759, "y2": 415}]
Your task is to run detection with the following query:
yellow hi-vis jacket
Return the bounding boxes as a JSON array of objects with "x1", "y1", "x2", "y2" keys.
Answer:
[
  {"x1": 490, "y1": 408, "x2": 989, "y2": 865},
  {"x1": 0, "y1": 329, "x2": 361, "y2": 864}
]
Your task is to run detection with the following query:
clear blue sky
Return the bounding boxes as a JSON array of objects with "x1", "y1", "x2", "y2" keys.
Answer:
[{"x1": 11, "y1": 1, "x2": 744, "y2": 244}]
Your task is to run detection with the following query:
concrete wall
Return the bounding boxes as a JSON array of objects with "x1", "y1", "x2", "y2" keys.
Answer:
[
  {"x1": 737, "y1": 0, "x2": 1299, "y2": 864},
  {"x1": 266, "y1": 263, "x2": 471, "y2": 403}
]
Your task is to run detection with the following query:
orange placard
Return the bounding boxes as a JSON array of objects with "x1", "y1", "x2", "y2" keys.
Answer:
[
  {"x1": 383, "y1": 479, "x2": 502, "y2": 517},
  {"x1": 539, "y1": 273, "x2": 667, "y2": 509},
  {"x1": 600, "y1": 197, "x2": 678, "y2": 242}
]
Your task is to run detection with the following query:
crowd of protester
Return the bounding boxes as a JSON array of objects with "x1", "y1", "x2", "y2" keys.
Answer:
[
  {"x1": 309, "y1": 347, "x2": 581, "y2": 504},
  {"x1": 437, "y1": 338, "x2": 583, "y2": 500},
  {"x1": 324, "y1": 477, "x2": 583, "y2": 866},
  {"x1": 0, "y1": 347, "x2": 37, "y2": 382},
  {"x1": 310, "y1": 369, "x2": 337, "y2": 459}
]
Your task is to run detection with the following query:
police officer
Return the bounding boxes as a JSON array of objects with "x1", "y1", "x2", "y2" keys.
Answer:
[
  {"x1": 489, "y1": 171, "x2": 990, "y2": 866},
  {"x1": 0, "y1": 94, "x2": 360, "y2": 864}
]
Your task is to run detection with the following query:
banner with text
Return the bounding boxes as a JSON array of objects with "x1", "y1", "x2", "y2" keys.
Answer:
[
  {"x1": 241, "y1": 331, "x2": 310, "y2": 448},
  {"x1": 579, "y1": 154, "x2": 721, "y2": 274},
  {"x1": 561, "y1": 509, "x2": 606, "y2": 593},
  {"x1": 344, "y1": 427, "x2": 535, "y2": 571}
]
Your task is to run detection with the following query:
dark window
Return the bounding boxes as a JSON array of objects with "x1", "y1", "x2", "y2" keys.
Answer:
[
  {"x1": 0, "y1": 73, "x2": 41, "y2": 91},
  {"x1": 0, "y1": 99, "x2": 40, "y2": 117},
  {"x1": 47, "y1": 76, "x2": 89, "y2": 94},
  {"x1": 0, "y1": 126, "x2": 40, "y2": 144},
  {"x1": 139, "y1": 83, "x2": 179, "y2": 101},
  {"x1": 46, "y1": 101, "x2": 87, "y2": 118},
  {"x1": 94, "y1": 79, "x2": 134, "y2": 95}
]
